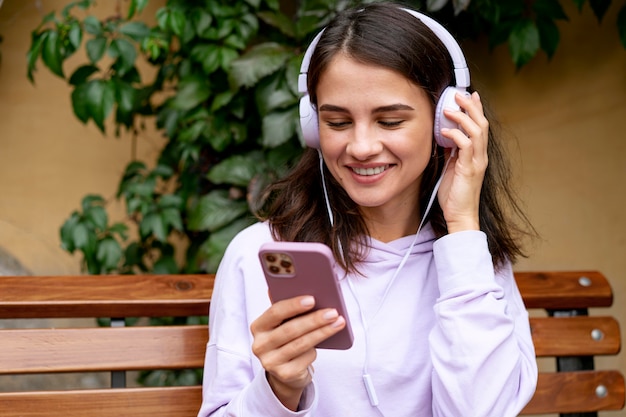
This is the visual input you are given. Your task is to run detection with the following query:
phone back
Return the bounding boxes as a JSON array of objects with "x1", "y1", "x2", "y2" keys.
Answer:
[{"x1": 259, "y1": 241, "x2": 353, "y2": 350}]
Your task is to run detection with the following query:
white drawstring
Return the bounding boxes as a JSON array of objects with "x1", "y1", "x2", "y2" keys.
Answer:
[{"x1": 320, "y1": 146, "x2": 457, "y2": 414}]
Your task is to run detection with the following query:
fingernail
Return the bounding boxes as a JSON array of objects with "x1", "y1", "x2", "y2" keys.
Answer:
[
  {"x1": 301, "y1": 296, "x2": 315, "y2": 307},
  {"x1": 331, "y1": 316, "x2": 345, "y2": 328},
  {"x1": 323, "y1": 309, "x2": 338, "y2": 321}
]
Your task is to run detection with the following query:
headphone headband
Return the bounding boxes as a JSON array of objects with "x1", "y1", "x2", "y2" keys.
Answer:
[
  {"x1": 299, "y1": 9, "x2": 470, "y2": 92},
  {"x1": 298, "y1": 7, "x2": 470, "y2": 149}
]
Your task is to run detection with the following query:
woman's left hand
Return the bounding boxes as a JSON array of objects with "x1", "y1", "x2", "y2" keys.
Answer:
[{"x1": 438, "y1": 91, "x2": 489, "y2": 234}]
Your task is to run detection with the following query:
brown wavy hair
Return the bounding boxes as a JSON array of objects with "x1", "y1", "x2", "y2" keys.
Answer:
[{"x1": 257, "y1": 2, "x2": 535, "y2": 273}]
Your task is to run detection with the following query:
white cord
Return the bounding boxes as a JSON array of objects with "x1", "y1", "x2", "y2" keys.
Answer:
[{"x1": 321, "y1": 147, "x2": 457, "y2": 414}]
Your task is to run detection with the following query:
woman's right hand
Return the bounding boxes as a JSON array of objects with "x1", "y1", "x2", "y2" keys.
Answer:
[{"x1": 250, "y1": 295, "x2": 346, "y2": 411}]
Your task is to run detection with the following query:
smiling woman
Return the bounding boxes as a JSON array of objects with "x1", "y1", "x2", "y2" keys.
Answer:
[
  {"x1": 315, "y1": 54, "x2": 435, "y2": 236},
  {"x1": 198, "y1": 3, "x2": 538, "y2": 417}
]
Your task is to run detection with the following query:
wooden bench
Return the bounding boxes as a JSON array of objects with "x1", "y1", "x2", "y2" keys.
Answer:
[{"x1": 0, "y1": 271, "x2": 623, "y2": 416}]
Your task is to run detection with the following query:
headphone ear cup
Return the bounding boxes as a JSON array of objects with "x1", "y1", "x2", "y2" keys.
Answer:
[
  {"x1": 434, "y1": 86, "x2": 469, "y2": 148},
  {"x1": 299, "y1": 94, "x2": 320, "y2": 149}
]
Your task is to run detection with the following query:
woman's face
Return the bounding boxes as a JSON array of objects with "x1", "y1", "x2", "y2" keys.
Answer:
[{"x1": 317, "y1": 53, "x2": 434, "y2": 225}]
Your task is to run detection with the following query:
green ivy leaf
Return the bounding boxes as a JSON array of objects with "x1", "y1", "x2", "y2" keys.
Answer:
[
  {"x1": 72, "y1": 222, "x2": 91, "y2": 251},
  {"x1": 255, "y1": 72, "x2": 297, "y2": 116},
  {"x1": 68, "y1": 20, "x2": 83, "y2": 50},
  {"x1": 60, "y1": 213, "x2": 80, "y2": 252},
  {"x1": 219, "y1": 47, "x2": 239, "y2": 72},
  {"x1": 41, "y1": 30, "x2": 64, "y2": 78},
  {"x1": 108, "y1": 223, "x2": 129, "y2": 240},
  {"x1": 109, "y1": 38, "x2": 137, "y2": 76},
  {"x1": 85, "y1": 79, "x2": 116, "y2": 132},
  {"x1": 68, "y1": 64, "x2": 99, "y2": 85},
  {"x1": 192, "y1": 9, "x2": 213, "y2": 37},
  {"x1": 188, "y1": 190, "x2": 249, "y2": 232},
  {"x1": 589, "y1": 0, "x2": 611, "y2": 22},
  {"x1": 152, "y1": 254, "x2": 179, "y2": 274},
  {"x1": 86, "y1": 36, "x2": 107, "y2": 63},
  {"x1": 190, "y1": 44, "x2": 220, "y2": 74},
  {"x1": 177, "y1": 120, "x2": 204, "y2": 143},
  {"x1": 161, "y1": 207, "x2": 183, "y2": 231},
  {"x1": 257, "y1": 11, "x2": 296, "y2": 38},
  {"x1": 83, "y1": 15, "x2": 103, "y2": 36},
  {"x1": 81, "y1": 194, "x2": 105, "y2": 211},
  {"x1": 127, "y1": 0, "x2": 149, "y2": 20},
  {"x1": 508, "y1": 19, "x2": 540, "y2": 68},
  {"x1": 200, "y1": 217, "x2": 255, "y2": 273},
  {"x1": 168, "y1": 8, "x2": 187, "y2": 36},
  {"x1": 243, "y1": 0, "x2": 262, "y2": 8},
  {"x1": 211, "y1": 90, "x2": 235, "y2": 112},
  {"x1": 140, "y1": 212, "x2": 167, "y2": 241},
  {"x1": 285, "y1": 55, "x2": 301, "y2": 96},
  {"x1": 71, "y1": 83, "x2": 91, "y2": 123},
  {"x1": 114, "y1": 80, "x2": 137, "y2": 114},
  {"x1": 118, "y1": 21, "x2": 151, "y2": 41},
  {"x1": 229, "y1": 42, "x2": 292, "y2": 88},
  {"x1": 151, "y1": 164, "x2": 175, "y2": 179},
  {"x1": 27, "y1": 32, "x2": 46, "y2": 82},
  {"x1": 261, "y1": 107, "x2": 298, "y2": 147},
  {"x1": 207, "y1": 152, "x2": 265, "y2": 186},
  {"x1": 572, "y1": 0, "x2": 586, "y2": 11},
  {"x1": 170, "y1": 77, "x2": 211, "y2": 110},
  {"x1": 85, "y1": 205, "x2": 108, "y2": 230},
  {"x1": 532, "y1": 0, "x2": 568, "y2": 20},
  {"x1": 96, "y1": 237, "x2": 122, "y2": 270},
  {"x1": 537, "y1": 17, "x2": 560, "y2": 59}
]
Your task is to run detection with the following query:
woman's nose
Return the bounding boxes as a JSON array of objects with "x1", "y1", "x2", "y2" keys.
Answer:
[{"x1": 345, "y1": 125, "x2": 383, "y2": 160}]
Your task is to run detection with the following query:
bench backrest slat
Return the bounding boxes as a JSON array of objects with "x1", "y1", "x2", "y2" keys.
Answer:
[
  {"x1": 0, "y1": 326, "x2": 208, "y2": 374},
  {"x1": 0, "y1": 386, "x2": 202, "y2": 417},
  {"x1": 0, "y1": 274, "x2": 214, "y2": 318},
  {"x1": 530, "y1": 316, "x2": 621, "y2": 357},
  {"x1": 521, "y1": 370, "x2": 626, "y2": 414},
  {"x1": 514, "y1": 271, "x2": 612, "y2": 309}
]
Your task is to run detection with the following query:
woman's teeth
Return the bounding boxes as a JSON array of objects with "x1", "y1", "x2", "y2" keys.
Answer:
[{"x1": 352, "y1": 165, "x2": 388, "y2": 176}]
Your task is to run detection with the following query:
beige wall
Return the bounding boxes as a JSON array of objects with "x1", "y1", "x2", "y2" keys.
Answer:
[
  {"x1": 467, "y1": 4, "x2": 625, "y2": 286},
  {"x1": 461, "y1": 3, "x2": 626, "y2": 415},
  {"x1": 0, "y1": 0, "x2": 624, "y2": 414},
  {"x1": 0, "y1": 0, "x2": 165, "y2": 274}
]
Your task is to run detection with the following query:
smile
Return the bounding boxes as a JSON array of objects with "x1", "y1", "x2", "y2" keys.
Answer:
[{"x1": 351, "y1": 165, "x2": 390, "y2": 176}]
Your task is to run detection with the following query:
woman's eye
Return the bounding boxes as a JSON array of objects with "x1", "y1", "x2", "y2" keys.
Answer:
[
  {"x1": 326, "y1": 121, "x2": 351, "y2": 128},
  {"x1": 379, "y1": 120, "x2": 403, "y2": 128}
]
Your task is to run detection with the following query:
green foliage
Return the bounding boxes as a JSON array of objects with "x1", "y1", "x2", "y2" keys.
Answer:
[
  {"x1": 60, "y1": 195, "x2": 128, "y2": 274},
  {"x1": 428, "y1": 0, "x2": 626, "y2": 68},
  {"x1": 28, "y1": 0, "x2": 626, "y2": 277}
]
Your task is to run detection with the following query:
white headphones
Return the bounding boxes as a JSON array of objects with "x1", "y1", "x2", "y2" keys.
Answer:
[{"x1": 298, "y1": 8, "x2": 470, "y2": 150}]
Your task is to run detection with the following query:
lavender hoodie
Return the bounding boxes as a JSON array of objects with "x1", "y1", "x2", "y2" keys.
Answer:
[{"x1": 198, "y1": 221, "x2": 537, "y2": 417}]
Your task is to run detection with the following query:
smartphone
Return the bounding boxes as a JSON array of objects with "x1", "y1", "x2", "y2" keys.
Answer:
[{"x1": 258, "y1": 241, "x2": 354, "y2": 350}]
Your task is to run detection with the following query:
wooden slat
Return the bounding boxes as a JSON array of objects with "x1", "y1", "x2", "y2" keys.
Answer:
[
  {"x1": 0, "y1": 386, "x2": 202, "y2": 417},
  {"x1": 0, "y1": 325, "x2": 208, "y2": 374},
  {"x1": 0, "y1": 274, "x2": 214, "y2": 318},
  {"x1": 530, "y1": 316, "x2": 621, "y2": 356},
  {"x1": 520, "y1": 370, "x2": 625, "y2": 414},
  {"x1": 514, "y1": 271, "x2": 613, "y2": 309}
]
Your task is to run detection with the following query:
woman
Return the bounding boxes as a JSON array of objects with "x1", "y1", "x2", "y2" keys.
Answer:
[{"x1": 198, "y1": 3, "x2": 538, "y2": 416}]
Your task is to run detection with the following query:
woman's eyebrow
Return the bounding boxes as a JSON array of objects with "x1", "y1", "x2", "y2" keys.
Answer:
[
  {"x1": 372, "y1": 104, "x2": 414, "y2": 113},
  {"x1": 318, "y1": 104, "x2": 349, "y2": 113},
  {"x1": 318, "y1": 103, "x2": 414, "y2": 113}
]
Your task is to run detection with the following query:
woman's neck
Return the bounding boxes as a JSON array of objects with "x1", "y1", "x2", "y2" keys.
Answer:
[{"x1": 360, "y1": 204, "x2": 421, "y2": 243}]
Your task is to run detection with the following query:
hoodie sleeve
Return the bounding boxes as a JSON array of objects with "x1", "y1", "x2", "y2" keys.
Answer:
[
  {"x1": 429, "y1": 230, "x2": 538, "y2": 417},
  {"x1": 197, "y1": 225, "x2": 318, "y2": 417}
]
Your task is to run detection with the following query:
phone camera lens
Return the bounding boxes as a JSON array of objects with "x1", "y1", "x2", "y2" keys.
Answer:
[
  {"x1": 266, "y1": 254, "x2": 277, "y2": 262},
  {"x1": 280, "y1": 260, "x2": 292, "y2": 269},
  {"x1": 269, "y1": 265, "x2": 280, "y2": 274}
]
